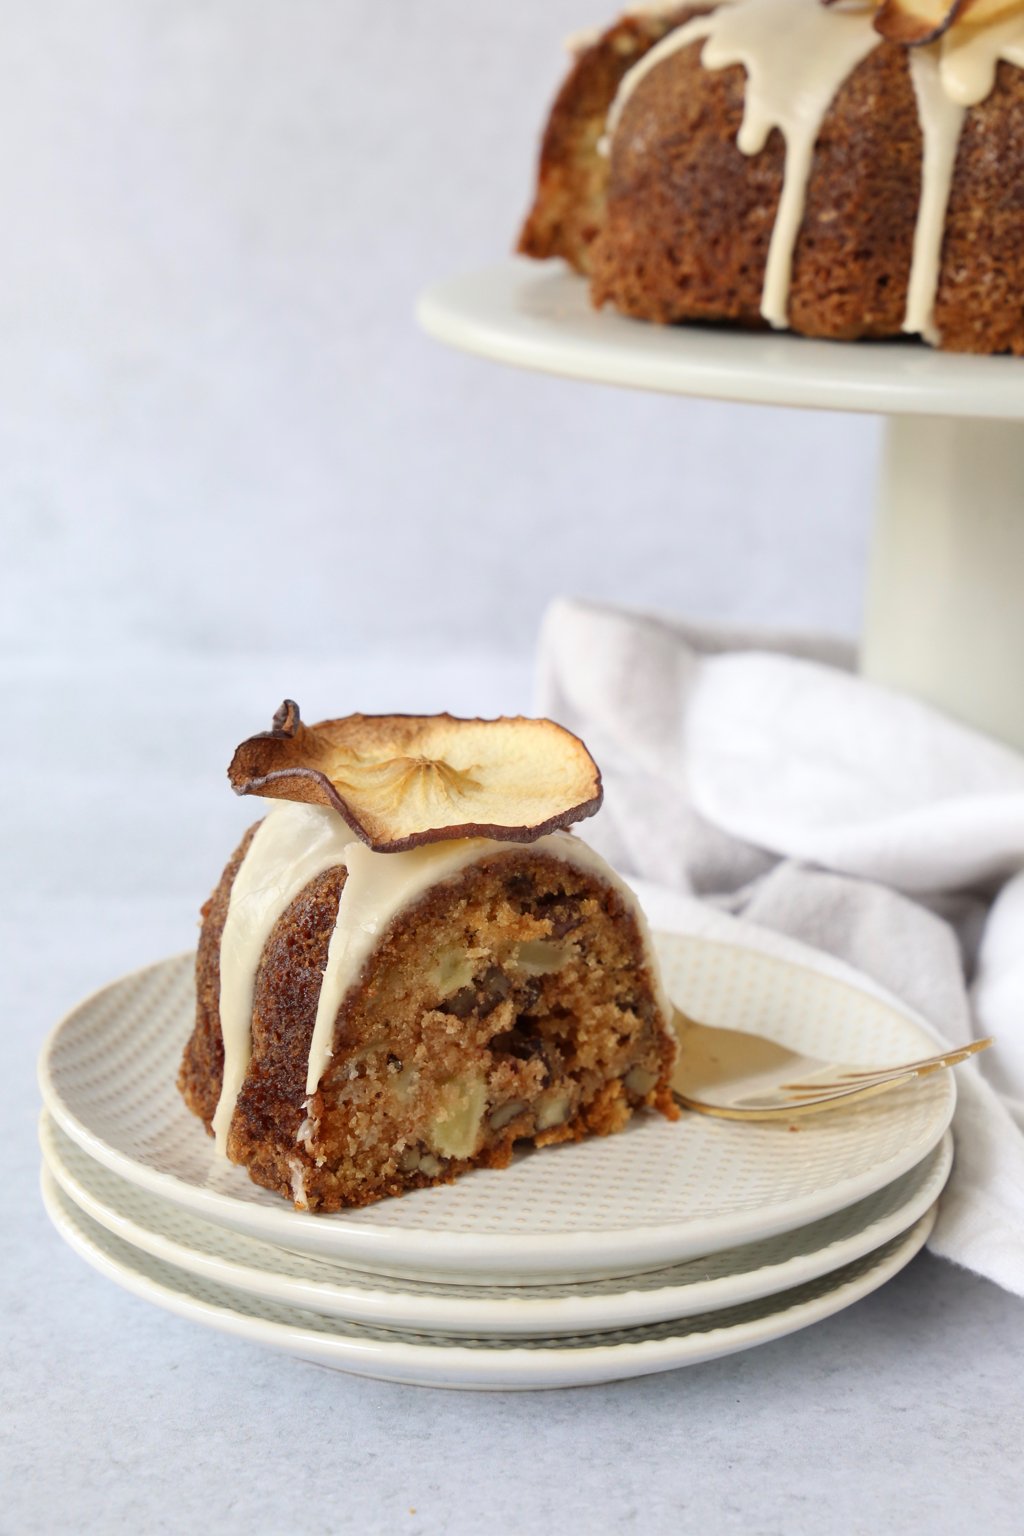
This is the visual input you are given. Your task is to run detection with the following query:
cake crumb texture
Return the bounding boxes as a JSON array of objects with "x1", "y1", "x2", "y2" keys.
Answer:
[{"x1": 179, "y1": 838, "x2": 677, "y2": 1211}]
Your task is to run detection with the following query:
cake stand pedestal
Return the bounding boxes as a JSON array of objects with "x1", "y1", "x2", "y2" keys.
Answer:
[{"x1": 418, "y1": 260, "x2": 1024, "y2": 753}]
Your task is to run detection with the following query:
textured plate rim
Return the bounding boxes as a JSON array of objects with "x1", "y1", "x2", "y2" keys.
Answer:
[
  {"x1": 39, "y1": 1109, "x2": 954, "y2": 1336},
  {"x1": 38, "y1": 941, "x2": 956, "y2": 1277},
  {"x1": 40, "y1": 1161, "x2": 937, "y2": 1391}
]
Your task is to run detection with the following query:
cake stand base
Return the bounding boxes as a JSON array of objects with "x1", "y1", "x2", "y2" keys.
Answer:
[
  {"x1": 863, "y1": 417, "x2": 1024, "y2": 752},
  {"x1": 419, "y1": 261, "x2": 1024, "y2": 753}
]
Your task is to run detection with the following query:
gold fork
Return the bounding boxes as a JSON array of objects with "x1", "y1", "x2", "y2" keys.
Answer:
[{"x1": 671, "y1": 1008, "x2": 992, "y2": 1120}]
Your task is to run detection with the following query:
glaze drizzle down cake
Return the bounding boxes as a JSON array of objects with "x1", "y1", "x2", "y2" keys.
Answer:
[
  {"x1": 520, "y1": 0, "x2": 1024, "y2": 351},
  {"x1": 178, "y1": 704, "x2": 678, "y2": 1211}
]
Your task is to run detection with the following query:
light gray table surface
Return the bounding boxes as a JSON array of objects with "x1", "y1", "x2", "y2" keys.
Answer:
[{"x1": 5, "y1": 654, "x2": 1023, "y2": 1536}]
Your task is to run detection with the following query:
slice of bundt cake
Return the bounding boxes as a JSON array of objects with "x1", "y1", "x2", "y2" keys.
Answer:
[
  {"x1": 520, "y1": 0, "x2": 1024, "y2": 353},
  {"x1": 178, "y1": 704, "x2": 677, "y2": 1211}
]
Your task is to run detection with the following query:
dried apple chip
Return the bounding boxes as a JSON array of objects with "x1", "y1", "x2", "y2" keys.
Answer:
[{"x1": 228, "y1": 701, "x2": 603, "y2": 852}]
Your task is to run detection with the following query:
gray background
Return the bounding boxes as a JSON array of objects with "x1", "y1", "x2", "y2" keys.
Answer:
[
  {"x1": 7, "y1": 5, "x2": 1018, "y2": 1535},
  {"x1": 4, "y1": 0, "x2": 878, "y2": 670}
]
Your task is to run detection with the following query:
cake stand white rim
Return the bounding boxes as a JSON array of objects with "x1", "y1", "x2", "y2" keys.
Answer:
[{"x1": 417, "y1": 259, "x2": 1024, "y2": 420}]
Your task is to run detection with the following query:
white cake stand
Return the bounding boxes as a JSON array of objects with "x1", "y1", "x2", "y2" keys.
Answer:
[{"x1": 418, "y1": 259, "x2": 1024, "y2": 753}]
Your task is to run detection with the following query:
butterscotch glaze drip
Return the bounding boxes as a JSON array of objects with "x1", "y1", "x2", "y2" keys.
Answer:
[
  {"x1": 941, "y1": 13, "x2": 1024, "y2": 104},
  {"x1": 607, "y1": 0, "x2": 1024, "y2": 345},
  {"x1": 905, "y1": 50, "x2": 966, "y2": 343},
  {"x1": 213, "y1": 802, "x2": 354, "y2": 1154}
]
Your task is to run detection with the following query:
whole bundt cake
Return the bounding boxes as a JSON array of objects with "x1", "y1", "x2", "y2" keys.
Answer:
[
  {"x1": 519, "y1": 0, "x2": 1024, "y2": 352},
  {"x1": 178, "y1": 704, "x2": 678, "y2": 1211}
]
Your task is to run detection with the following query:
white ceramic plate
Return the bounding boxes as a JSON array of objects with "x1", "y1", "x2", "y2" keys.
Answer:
[
  {"x1": 41, "y1": 1163, "x2": 936, "y2": 1392},
  {"x1": 416, "y1": 260, "x2": 1024, "y2": 420},
  {"x1": 38, "y1": 935, "x2": 954, "y2": 1282},
  {"x1": 41, "y1": 1111, "x2": 952, "y2": 1338}
]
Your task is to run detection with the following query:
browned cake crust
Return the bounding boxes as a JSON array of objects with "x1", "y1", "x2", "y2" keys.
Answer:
[
  {"x1": 178, "y1": 832, "x2": 678, "y2": 1211},
  {"x1": 518, "y1": 8, "x2": 699, "y2": 276},
  {"x1": 935, "y1": 62, "x2": 1024, "y2": 355},
  {"x1": 520, "y1": 12, "x2": 1024, "y2": 354},
  {"x1": 179, "y1": 822, "x2": 259, "y2": 1128},
  {"x1": 592, "y1": 39, "x2": 924, "y2": 338}
]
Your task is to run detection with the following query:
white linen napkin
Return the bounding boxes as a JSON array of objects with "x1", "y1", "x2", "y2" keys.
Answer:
[{"x1": 538, "y1": 597, "x2": 1024, "y2": 1299}]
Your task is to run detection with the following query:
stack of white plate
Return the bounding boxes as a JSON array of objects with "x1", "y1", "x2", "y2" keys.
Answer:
[{"x1": 38, "y1": 932, "x2": 955, "y2": 1391}]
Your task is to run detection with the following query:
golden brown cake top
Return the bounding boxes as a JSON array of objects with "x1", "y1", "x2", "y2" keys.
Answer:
[{"x1": 601, "y1": 0, "x2": 1024, "y2": 342}]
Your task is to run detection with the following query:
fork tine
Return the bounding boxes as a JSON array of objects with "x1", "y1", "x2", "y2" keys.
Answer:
[
  {"x1": 783, "y1": 1065, "x2": 950, "y2": 1095},
  {"x1": 781, "y1": 1067, "x2": 926, "y2": 1093},
  {"x1": 832, "y1": 1037, "x2": 993, "y2": 1081},
  {"x1": 781, "y1": 1073, "x2": 923, "y2": 1108},
  {"x1": 782, "y1": 1080, "x2": 905, "y2": 1096},
  {"x1": 674, "y1": 1074, "x2": 918, "y2": 1119},
  {"x1": 781, "y1": 1037, "x2": 993, "y2": 1093}
]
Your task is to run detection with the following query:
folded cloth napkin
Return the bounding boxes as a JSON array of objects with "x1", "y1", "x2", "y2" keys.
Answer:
[{"x1": 538, "y1": 597, "x2": 1024, "y2": 1299}]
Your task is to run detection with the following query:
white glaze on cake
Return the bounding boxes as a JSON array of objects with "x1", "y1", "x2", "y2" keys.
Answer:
[
  {"x1": 606, "y1": 0, "x2": 1024, "y2": 344},
  {"x1": 940, "y1": 13, "x2": 1024, "y2": 105},
  {"x1": 213, "y1": 801, "x2": 669, "y2": 1156},
  {"x1": 213, "y1": 802, "x2": 355, "y2": 1153},
  {"x1": 609, "y1": 0, "x2": 879, "y2": 329},
  {"x1": 905, "y1": 49, "x2": 966, "y2": 344}
]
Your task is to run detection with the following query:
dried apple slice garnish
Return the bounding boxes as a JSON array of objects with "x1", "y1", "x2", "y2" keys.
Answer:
[
  {"x1": 228, "y1": 701, "x2": 603, "y2": 852},
  {"x1": 870, "y1": 0, "x2": 1022, "y2": 45}
]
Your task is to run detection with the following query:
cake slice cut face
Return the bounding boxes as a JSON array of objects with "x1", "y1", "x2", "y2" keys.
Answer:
[{"x1": 178, "y1": 709, "x2": 678, "y2": 1211}]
